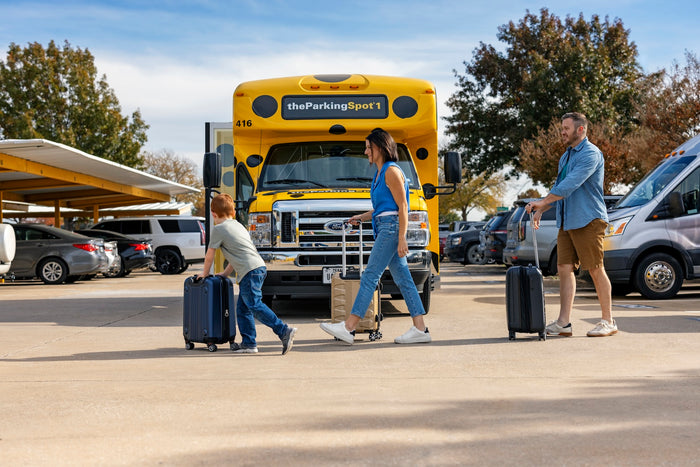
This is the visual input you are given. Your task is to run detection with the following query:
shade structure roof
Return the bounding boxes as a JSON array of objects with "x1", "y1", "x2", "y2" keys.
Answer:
[{"x1": 0, "y1": 139, "x2": 200, "y2": 219}]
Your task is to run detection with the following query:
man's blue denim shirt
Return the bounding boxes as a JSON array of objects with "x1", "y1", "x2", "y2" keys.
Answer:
[{"x1": 550, "y1": 137, "x2": 608, "y2": 231}]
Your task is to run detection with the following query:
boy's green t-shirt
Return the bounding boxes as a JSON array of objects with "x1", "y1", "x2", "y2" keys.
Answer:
[{"x1": 209, "y1": 218, "x2": 265, "y2": 283}]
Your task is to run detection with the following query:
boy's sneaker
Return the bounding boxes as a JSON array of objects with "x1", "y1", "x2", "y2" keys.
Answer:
[
  {"x1": 394, "y1": 326, "x2": 431, "y2": 344},
  {"x1": 281, "y1": 327, "x2": 297, "y2": 355},
  {"x1": 587, "y1": 319, "x2": 618, "y2": 337},
  {"x1": 320, "y1": 322, "x2": 355, "y2": 344},
  {"x1": 230, "y1": 342, "x2": 258, "y2": 353},
  {"x1": 546, "y1": 321, "x2": 573, "y2": 336}
]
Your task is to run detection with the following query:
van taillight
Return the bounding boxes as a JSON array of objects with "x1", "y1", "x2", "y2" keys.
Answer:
[
  {"x1": 518, "y1": 223, "x2": 526, "y2": 242},
  {"x1": 198, "y1": 221, "x2": 206, "y2": 245}
]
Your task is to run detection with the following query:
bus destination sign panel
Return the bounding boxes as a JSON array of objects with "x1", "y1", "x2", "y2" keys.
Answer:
[{"x1": 282, "y1": 95, "x2": 388, "y2": 120}]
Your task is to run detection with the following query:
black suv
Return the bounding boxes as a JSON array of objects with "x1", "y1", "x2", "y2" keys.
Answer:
[
  {"x1": 444, "y1": 222, "x2": 487, "y2": 264},
  {"x1": 479, "y1": 209, "x2": 515, "y2": 264}
]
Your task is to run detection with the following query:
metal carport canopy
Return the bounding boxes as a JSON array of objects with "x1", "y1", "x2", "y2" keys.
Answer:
[{"x1": 0, "y1": 139, "x2": 200, "y2": 223}]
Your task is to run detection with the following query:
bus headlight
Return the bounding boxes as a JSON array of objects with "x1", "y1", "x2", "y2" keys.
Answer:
[
  {"x1": 248, "y1": 212, "x2": 272, "y2": 246},
  {"x1": 406, "y1": 210, "x2": 429, "y2": 247},
  {"x1": 605, "y1": 216, "x2": 632, "y2": 237}
]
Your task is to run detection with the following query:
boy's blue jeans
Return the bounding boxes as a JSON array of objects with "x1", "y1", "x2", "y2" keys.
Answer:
[
  {"x1": 236, "y1": 266, "x2": 288, "y2": 348},
  {"x1": 350, "y1": 215, "x2": 426, "y2": 319}
]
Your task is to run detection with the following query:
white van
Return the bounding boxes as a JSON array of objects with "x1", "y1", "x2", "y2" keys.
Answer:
[{"x1": 604, "y1": 133, "x2": 700, "y2": 299}]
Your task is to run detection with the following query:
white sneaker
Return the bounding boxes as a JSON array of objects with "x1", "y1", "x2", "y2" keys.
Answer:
[
  {"x1": 587, "y1": 319, "x2": 618, "y2": 337},
  {"x1": 320, "y1": 322, "x2": 355, "y2": 344},
  {"x1": 394, "y1": 326, "x2": 431, "y2": 344},
  {"x1": 545, "y1": 320, "x2": 573, "y2": 336}
]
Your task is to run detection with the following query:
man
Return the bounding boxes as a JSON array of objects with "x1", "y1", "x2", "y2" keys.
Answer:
[{"x1": 525, "y1": 112, "x2": 617, "y2": 337}]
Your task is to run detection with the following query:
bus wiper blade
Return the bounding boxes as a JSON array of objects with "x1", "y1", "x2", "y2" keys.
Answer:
[
  {"x1": 267, "y1": 178, "x2": 327, "y2": 188},
  {"x1": 336, "y1": 177, "x2": 373, "y2": 184}
]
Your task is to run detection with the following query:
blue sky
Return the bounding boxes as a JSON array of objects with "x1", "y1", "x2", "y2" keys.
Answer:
[{"x1": 1, "y1": 0, "x2": 699, "y2": 171}]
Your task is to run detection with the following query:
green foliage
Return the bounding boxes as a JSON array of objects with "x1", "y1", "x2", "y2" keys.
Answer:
[
  {"x1": 439, "y1": 172, "x2": 506, "y2": 221},
  {"x1": 445, "y1": 9, "x2": 643, "y2": 177},
  {"x1": 0, "y1": 40, "x2": 149, "y2": 167}
]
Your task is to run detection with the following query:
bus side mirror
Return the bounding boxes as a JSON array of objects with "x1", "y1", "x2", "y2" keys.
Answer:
[
  {"x1": 444, "y1": 152, "x2": 462, "y2": 185},
  {"x1": 421, "y1": 152, "x2": 462, "y2": 199},
  {"x1": 203, "y1": 152, "x2": 222, "y2": 188}
]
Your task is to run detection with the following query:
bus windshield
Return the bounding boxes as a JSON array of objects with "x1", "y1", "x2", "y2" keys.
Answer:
[
  {"x1": 258, "y1": 141, "x2": 421, "y2": 191},
  {"x1": 617, "y1": 155, "x2": 697, "y2": 208}
]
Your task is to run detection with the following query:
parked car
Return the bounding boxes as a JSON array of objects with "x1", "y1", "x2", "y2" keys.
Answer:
[
  {"x1": 90, "y1": 216, "x2": 205, "y2": 275},
  {"x1": 604, "y1": 134, "x2": 700, "y2": 299},
  {"x1": 9, "y1": 223, "x2": 109, "y2": 284},
  {"x1": 0, "y1": 223, "x2": 16, "y2": 277},
  {"x1": 444, "y1": 221, "x2": 487, "y2": 264},
  {"x1": 503, "y1": 199, "x2": 559, "y2": 275},
  {"x1": 479, "y1": 210, "x2": 515, "y2": 264},
  {"x1": 74, "y1": 229, "x2": 155, "y2": 277},
  {"x1": 438, "y1": 224, "x2": 450, "y2": 261}
]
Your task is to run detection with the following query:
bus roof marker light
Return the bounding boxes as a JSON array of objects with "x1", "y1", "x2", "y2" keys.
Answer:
[{"x1": 329, "y1": 124, "x2": 346, "y2": 135}]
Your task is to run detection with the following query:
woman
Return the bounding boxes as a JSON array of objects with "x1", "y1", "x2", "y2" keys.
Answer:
[{"x1": 320, "y1": 129, "x2": 431, "y2": 344}]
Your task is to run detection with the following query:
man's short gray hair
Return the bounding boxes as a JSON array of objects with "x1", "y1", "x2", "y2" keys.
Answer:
[{"x1": 562, "y1": 112, "x2": 588, "y2": 130}]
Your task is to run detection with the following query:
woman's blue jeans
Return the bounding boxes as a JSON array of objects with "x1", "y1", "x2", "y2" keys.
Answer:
[
  {"x1": 236, "y1": 266, "x2": 288, "y2": 348},
  {"x1": 350, "y1": 215, "x2": 426, "y2": 319}
]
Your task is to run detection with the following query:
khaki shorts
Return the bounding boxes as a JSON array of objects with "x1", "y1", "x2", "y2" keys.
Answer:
[{"x1": 557, "y1": 218, "x2": 608, "y2": 270}]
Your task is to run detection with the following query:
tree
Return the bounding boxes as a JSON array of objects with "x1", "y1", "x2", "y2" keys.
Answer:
[
  {"x1": 445, "y1": 9, "x2": 643, "y2": 177},
  {"x1": 0, "y1": 40, "x2": 148, "y2": 167},
  {"x1": 519, "y1": 52, "x2": 700, "y2": 192},
  {"x1": 439, "y1": 172, "x2": 506, "y2": 221},
  {"x1": 517, "y1": 188, "x2": 542, "y2": 199},
  {"x1": 141, "y1": 150, "x2": 204, "y2": 216}
]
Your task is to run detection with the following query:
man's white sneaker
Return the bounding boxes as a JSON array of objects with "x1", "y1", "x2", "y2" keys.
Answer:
[
  {"x1": 394, "y1": 326, "x2": 431, "y2": 344},
  {"x1": 587, "y1": 319, "x2": 618, "y2": 337},
  {"x1": 320, "y1": 321, "x2": 355, "y2": 344},
  {"x1": 545, "y1": 320, "x2": 573, "y2": 336}
]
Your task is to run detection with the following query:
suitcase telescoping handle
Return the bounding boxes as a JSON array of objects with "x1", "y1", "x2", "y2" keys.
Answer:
[
  {"x1": 341, "y1": 220, "x2": 363, "y2": 277},
  {"x1": 529, "y1": 211, "x2": 540, "y2": 269}
]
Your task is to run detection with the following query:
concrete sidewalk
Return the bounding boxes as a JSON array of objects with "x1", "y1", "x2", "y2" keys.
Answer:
[{"x1": 1, "y1": 263, "x2": 698, "y2": 466}]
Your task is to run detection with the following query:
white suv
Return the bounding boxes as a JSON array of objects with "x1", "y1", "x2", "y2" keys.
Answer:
[{"x1": 91, "y1": 216, "x2": 205, "y2": 275}]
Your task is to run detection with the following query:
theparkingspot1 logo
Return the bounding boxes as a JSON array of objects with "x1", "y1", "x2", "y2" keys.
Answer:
[{"x1": 282, "y1": 95, "x2": 388, "y2": 120}]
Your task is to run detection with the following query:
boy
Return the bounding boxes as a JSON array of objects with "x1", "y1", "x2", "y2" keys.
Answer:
[{"x1": 196, "y1": 193, "x2": 297, "y2": 354}]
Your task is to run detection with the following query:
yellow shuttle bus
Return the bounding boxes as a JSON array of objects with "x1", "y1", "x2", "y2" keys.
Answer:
[{"x1": 224, "y1": 74, "x2": 459, "y2": 311}]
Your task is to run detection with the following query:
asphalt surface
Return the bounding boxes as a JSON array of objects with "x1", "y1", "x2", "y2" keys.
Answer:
[{"x1": 1, "y1": 263, "x2": 699, "y2": 466}]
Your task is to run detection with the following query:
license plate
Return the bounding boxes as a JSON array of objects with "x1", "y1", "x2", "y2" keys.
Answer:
[{"x1": 323, "y1": 267, "x2": 343, "y2": 284}]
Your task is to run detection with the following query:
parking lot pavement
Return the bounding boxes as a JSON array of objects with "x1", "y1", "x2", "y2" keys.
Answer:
[{"x1": 1, "y1": 263, "x2": 699, "y2": 466}]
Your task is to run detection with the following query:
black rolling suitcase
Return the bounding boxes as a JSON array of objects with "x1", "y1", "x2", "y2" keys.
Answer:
[
  {"x1": 183, "y1": 275, "x2": 236, "y2": 352},
  {"x1": 506, "y1": 213, "x2": 546, "y2": 341}
]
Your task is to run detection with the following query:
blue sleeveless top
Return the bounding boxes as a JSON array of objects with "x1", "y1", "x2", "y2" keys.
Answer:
[{"x1": 370, "y1": 162, "x2": 409, "y2": 235}]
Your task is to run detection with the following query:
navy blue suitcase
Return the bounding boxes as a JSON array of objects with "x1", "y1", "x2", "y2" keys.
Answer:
[
  {"x1": 506, "y1": 213, "x2": 546, "y2": 341},
  {"x1": 183, "y1": 275, "x2": 236, "y2": 352}
]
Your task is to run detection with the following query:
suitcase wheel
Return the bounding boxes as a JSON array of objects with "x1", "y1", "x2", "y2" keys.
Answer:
[
  {"x1": 538, "y1": 332, "x2": 546, "y2": 341},
  {"x1": 185, "y1": 341, "x2": 195, "y2": 350},
  {"x1": 369, "y1": 331, "x2": 382, "y2": 341},
  {"x1": 508, "y1": 331, "x2": 516, "y2": 341},
  {"x1": 207, "y1": 344, "x2": 218, "y2": 352}
]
